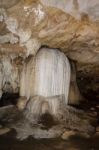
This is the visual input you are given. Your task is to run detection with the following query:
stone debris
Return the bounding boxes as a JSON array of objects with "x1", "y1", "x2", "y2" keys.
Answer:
[
  {"x1": 0, "y1": 127, "x2": 11, "y2": 135},
  {"x1": 61, "y1": 130, "x2": 76, "y2": 140}
]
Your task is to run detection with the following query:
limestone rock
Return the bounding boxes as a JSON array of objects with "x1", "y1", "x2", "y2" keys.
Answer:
[
  {"x1": 0, "y1": 127, "x2": 11, "y2": 135},
  {"x1": 16, "y1": 96, "x2": 27, "y2": 110},
  {"x1": 96, "y1": 105, "x2": 99, "y2": 109},
  {"x1": 90, "y1": 107, "x2": 95, "y2": 111},
  {"x1": 61, "y1": 130, "x2": 76, "y2": 140},
  {"x1": 0, "y1": 0, "x2": 99, "y2": 64},
  {"x1": 96, "y1": 126, "x2": 99, "y2": 132},
  {"x1": 61, "y1": 130, "x2": 91, "y2": 140},
  {"x1": 0, "y1": 124, "x2": 2, "y2": 128}
]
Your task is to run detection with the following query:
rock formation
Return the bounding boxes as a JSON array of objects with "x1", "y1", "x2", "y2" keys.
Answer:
[
  {"x1": 0, "y1": 96, "x2": 95, "y2": 140},
  {"x1": 0, "y1": 0, "x2": 98, "y2": 78},
  {"x1": 20, "y1": 48, "x2": 71, "y2": 104},
  {"x1": 0, "y1": 0, "x2": 99, "y2": 139}
]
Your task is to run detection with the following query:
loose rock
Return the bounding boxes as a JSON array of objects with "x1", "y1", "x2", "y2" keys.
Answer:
[
  {"x1": 61, "y1": 130, "x2": 76, "y2": 140},
  {"x1": 0, "y1": 128, "x2": 11, "y2": 135},
  {"x1": 96, "y1": 126, "x2": 99, "y2": 132}
]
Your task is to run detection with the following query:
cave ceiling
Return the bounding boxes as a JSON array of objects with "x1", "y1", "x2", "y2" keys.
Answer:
[{"x1": 0, "y1": 0, "x2": 99, "y2": 76}]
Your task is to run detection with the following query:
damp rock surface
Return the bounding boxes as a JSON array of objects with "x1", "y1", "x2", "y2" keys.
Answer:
[
  {"x1": 0, "y1": 95, "x2": 96, "y2": 140},
  {"x1": 0, "y1": 92, "x2": 99, "y2": 149},
  {"x1": 0, "y1": 127, "x2": 11, "y2": 135},
  {"x1": 61, "y1": 130, "x2": 76, "y2": 140}
]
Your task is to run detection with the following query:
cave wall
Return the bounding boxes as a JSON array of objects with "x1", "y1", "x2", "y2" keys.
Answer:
[{"x1": 0, "y1": 0, "x2": 99, "y2": 100}]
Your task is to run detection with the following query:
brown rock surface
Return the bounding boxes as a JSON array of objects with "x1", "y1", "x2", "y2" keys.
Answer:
[
  {"x1": 61, "y1": 130, "x2": 76, "y2": 140},
  {"x1": 0, "y1": 0, "x2": 99, "y2": 61}
]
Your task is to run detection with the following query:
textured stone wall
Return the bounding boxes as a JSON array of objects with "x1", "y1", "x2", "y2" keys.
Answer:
[{"x1": 0, "y1": 0, "x2": 99, "y2": 99}]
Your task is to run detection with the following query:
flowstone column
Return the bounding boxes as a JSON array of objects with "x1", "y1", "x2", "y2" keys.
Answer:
[{"x1": 20, "y1": 47, "x2": 71, "y2": 105}]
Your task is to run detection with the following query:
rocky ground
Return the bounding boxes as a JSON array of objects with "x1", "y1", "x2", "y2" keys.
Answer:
[{"x1": 0, "y1": 91, "x2": 99, "y2": 150}]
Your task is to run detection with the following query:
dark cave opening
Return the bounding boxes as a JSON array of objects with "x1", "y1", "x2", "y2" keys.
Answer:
[
  {"x1": 77, "y1": 74, "x2": 99, "y2": 101},
  {"x1": 0, "y1": 92, "x2": 19, "y2": 107},
  {"x1": 76, "y1": 74, "x2": 99, "y2": 126}
]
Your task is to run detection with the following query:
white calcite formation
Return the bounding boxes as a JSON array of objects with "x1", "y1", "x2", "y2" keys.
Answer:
[
  {"x1": 0, "y1": 47, "x2": 81, "y2": 105},
  {"x1": 20, "y1": 48, "x2": 71, "y2": 104}
]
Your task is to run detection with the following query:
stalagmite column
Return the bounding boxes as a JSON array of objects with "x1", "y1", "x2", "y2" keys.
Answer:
[
  {"x1": 20, "y1": 47, "x2": 71, "y2": 104},
  {"x1": 68, "y1": 61, "x2": 82, "y2": 105}
]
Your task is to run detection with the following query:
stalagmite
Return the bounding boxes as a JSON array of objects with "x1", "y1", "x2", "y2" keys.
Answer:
[
  {"x1": 20, "y1": 47, "x2": 71, "y2": 105},
  {"x1": 68, "y1": 61, "x2": 83, "y2": 105}
]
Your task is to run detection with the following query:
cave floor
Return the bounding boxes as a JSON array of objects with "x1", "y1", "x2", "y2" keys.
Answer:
[
  {"x1": 0, "y1": 98, "x2": 99, "y2": 150},
  {"x1": 0, "y1": 130, "x2": 99, "y2": 150}
]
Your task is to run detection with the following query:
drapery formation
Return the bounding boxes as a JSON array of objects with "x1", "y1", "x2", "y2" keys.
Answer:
[{"x1": 20, "y1": 48, "x2": 71, "y2": 104}]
